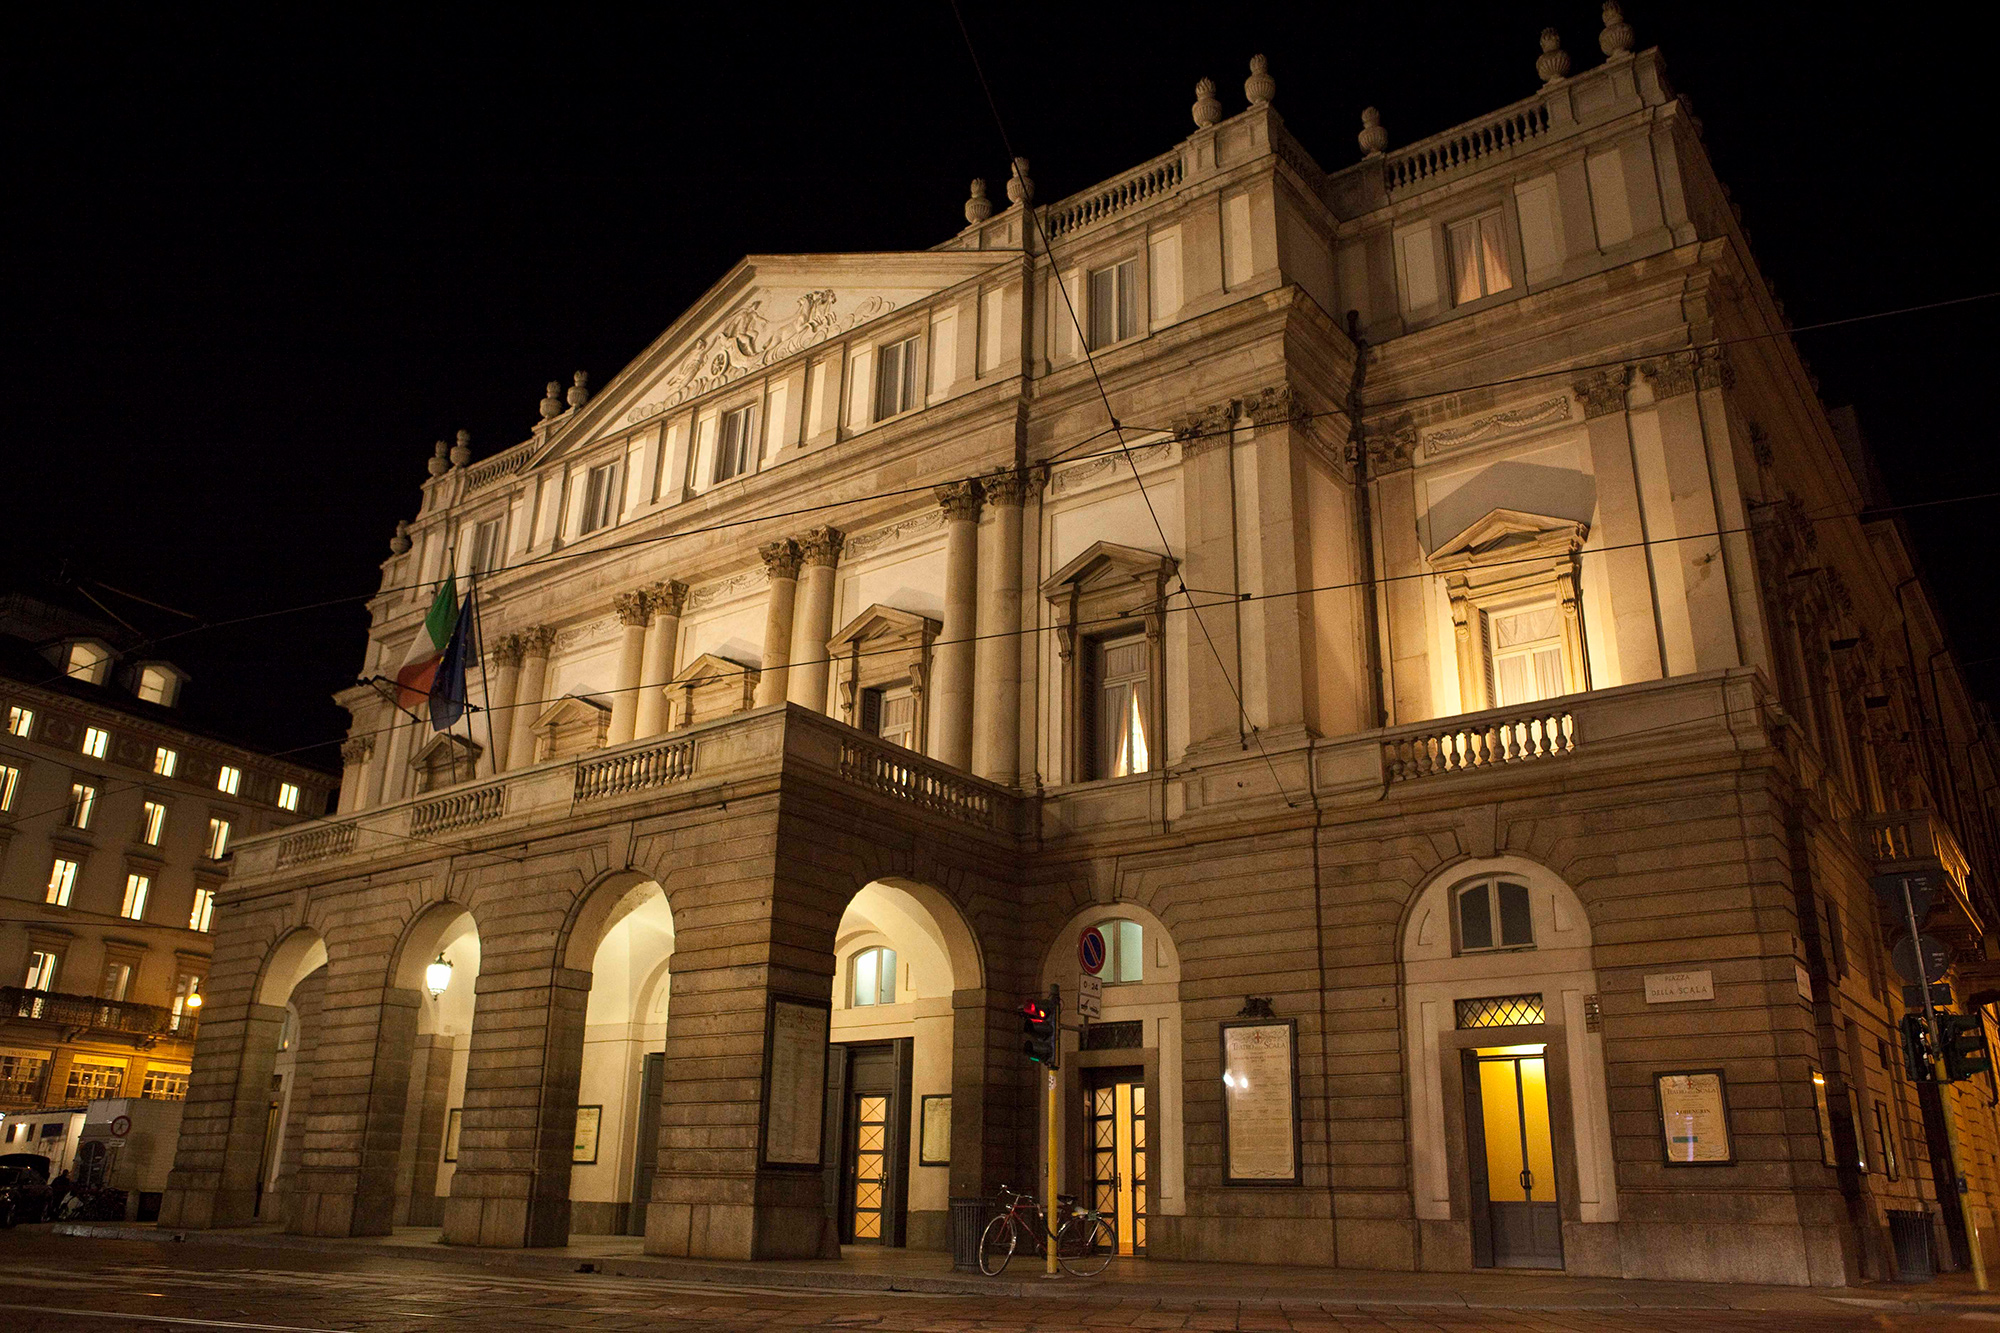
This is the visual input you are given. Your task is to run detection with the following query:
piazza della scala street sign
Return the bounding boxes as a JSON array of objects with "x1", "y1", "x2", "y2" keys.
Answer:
[{"x1": 1644, "y1": 970, "x2": 1715, "y2": 1004}]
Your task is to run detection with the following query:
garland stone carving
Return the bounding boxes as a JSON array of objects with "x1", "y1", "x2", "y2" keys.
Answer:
[
  {"x1": 1423, "y1": 396, "x2": 1570, "y2": 457},
  {"x1": 627, "y1": 290, "x2": 897, "y2": 424}
]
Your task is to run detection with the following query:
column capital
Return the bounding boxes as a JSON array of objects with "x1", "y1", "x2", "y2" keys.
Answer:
[
  {"x1": 340, "y1": 735, "x2": 375, "y2": 766},
  {"x1": 1695, "y1": 345, "x2": 1735, "y2": 391},
  {"x1": 488, "y1": 632, "x2": 527, "y2": 670},
  {"x1": 645, "y1": 579, "x2": 688, "y2": 617},
  {"x1": 1171, "y1": 399, "x2": 1238, "y2": 457},
  {"x1": 935, "y1": 480, "x2": 983, "y2": 522},
  {"x1": 799, "y1": 525, "x2": 846, "y2": 568},
  {"x1": 612, "y1": 591, "x2": 651, "y2": 628},
  {"x1": 1640, "y1": 352, "x2": 1698, "y2": 400},
  {"x1": 521, "y1": 625, "x2": 558, "y2": 657},
  {"x1": 759, "y1": 538, "x2": 803, "y2": 580},
  {"x1": 1573, "y1": 366, "x2": 1630, "y2": 418},
  {"x1": 983, "y1": 468, "x2": 1032, "y2": 507}
]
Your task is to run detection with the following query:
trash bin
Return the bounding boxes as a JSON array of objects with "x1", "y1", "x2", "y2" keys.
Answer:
[
  {"x1": 950, "y1": 1196, "x2": 996, "y2": 1272},
  {"x1": 1888, "y1": 1208, "x2": 1935, "y2": 1282}
]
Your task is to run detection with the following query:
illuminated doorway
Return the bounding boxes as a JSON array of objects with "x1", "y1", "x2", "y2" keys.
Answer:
[
  {"x1": 1085, "y1": 1067, "x2": 1147, "y2": 1256},
  {"x1": 1465, "y1": 1044, "x2": 1562, "y2": 1269}
]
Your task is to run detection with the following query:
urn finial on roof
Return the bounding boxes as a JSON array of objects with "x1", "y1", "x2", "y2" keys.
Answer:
[
  {"x1": 1192, "y1": 77, "x2": 1223, "y2": 128},
  {"x1": 1599, "y1": 2, "x2": 1634, "y2": 57},
  {"x1": 428, "y1": 440, "x2": 450, "y2": 478},
  {"x1": 965, "y1": 178, "x2": 992, "y2": 225},
  {"x1": 1537, "y1": 28, "x2": 1571, "y2": 85},
  {"x1": 1244, "y1": 54, "x2": 1275, "y2": 108},
  {"x1": 567, "y1": 371, "x2": 590, "y2": 409},
  {"x1": 1357, "y1": 106, "x2": 1388, "y2": 157},
  {"x1": 1006, "y1": 157, "x2": 1032, "y2": 206},
  {"x1": 390, "y1": 520, "x2": 412, "y2": 555},
  {"x1": 540, "y1": 381, "x2": 564, "y2": 420},
  {"x1": 450, "y1": 429, "x2": 471, "y2": 468}
]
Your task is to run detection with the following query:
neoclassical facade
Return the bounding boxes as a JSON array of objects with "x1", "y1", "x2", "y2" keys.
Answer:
[{"x1": 167, "y1": 14, "x2": 2000, "y2": 1285}]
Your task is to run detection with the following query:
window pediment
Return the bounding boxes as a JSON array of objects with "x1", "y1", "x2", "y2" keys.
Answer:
[
  {"x1": 1039, "y1": 540, "x2": 1178, "y2": 601},
  {"x1": 530, "y1": 694, "x2": 612, "y2": 763},
  {"x1": 828, "y1": 604, "x2": 940, "y2": 653},
  {"x1": 409, "y1": 732, "x2": 481, "y2": 793},
  {"x1": 828, "y1": 605, "x2": 939, "y2": 743},
  {"x1": 666, "y1": 653, "x2": 760, "y2": 730},
  {"x1": 1428, "y1": 508, "x2": 1586, "y2": 567}
]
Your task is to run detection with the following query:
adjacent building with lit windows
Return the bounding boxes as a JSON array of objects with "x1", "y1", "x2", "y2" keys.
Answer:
[
  {"x1": 169, "y1": 14, "x2": 2000, "y2": 1289},
  {"x1": 0, "y1": 592, "x2": 332, "y2": 1130}
]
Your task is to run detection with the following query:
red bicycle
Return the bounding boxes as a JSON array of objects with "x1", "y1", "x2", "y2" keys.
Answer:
[{"x1": 977, "y1": 1184, "x2": 1115, "y2": 1277}]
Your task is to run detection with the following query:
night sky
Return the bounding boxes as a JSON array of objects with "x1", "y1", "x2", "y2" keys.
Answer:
[{"x1": 9, "y1": 4, "x2": 1996, "y2": 768}]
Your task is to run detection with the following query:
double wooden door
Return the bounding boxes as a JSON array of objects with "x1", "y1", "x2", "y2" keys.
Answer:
[{"x1": 1465, "y1": 1047, "x2": 1563, "y2": 1269}]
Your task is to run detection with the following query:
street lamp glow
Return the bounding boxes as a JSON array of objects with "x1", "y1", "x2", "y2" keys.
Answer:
[
  {"x1": 425, "y1": 952, "x2": 453, "y2": 1000},
  {"x1": 184, "y1": 991, "x2": 203, "y2": 1010}
]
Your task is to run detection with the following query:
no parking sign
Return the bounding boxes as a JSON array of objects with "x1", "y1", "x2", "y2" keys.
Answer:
[{"x1": 1078, "y1": 925, "x2": 1106, "y2": 976}]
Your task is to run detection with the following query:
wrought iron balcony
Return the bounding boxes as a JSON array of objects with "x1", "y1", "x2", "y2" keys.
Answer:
[{"x1": 3, "y1": 987, "x2": 197, "y2": 1043}]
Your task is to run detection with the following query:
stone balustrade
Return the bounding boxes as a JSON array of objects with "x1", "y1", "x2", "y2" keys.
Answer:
[
  {"x1": 409, "y1": 782, "x2": 506, "y2": 837},
  {"x1": 1042, "y1": 149, "x2": 1186, "y2": 241},
  {"x1": 575, "y1": 737, "x2": 695, "y2": 802},
  {"x1": 276, "y1": 821, "x2": 357, "y2": 867},
  {"x1": 837, "y1": 733, "x2": 999, "y2": 831},
  {"x1": 461, "y1": 441, "x2": 533, "y2": 491},
  {"x1": 1383, "y1": 707, "x2": 1576, "y2": 781},
  {"x1": 1385, "y1": 97, "x2": 1553, "y2": 194}
]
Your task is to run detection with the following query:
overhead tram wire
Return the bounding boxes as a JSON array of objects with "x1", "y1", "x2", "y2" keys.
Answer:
[
  {"x1": 38, "y1": 282, "x2": 2000, "y2": 695},
  {"x1": 944, "y1": 0, "x2": 1300, "y2": 807}
]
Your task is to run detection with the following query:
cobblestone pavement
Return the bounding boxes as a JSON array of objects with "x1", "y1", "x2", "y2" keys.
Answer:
[{"x1": 0, "y1": 1232, "x2": 1985, "y2": 1331}]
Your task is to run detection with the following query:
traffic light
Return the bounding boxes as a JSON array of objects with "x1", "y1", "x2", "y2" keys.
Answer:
[
  {"x1": 1021, "y1": 999, "x2": 1056, "y2": 1064},
  {"x1": 1940, "y1": 1013, "x2": 1993, "y2": 1082},
  {"x1": 1901, "y1": 1012, "x2": 1940, "y2": 1081}
]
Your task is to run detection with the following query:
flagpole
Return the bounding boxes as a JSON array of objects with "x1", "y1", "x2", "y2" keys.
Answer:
[{"x1": 469, "y1": 568, "x2": 501, "y2": 778}]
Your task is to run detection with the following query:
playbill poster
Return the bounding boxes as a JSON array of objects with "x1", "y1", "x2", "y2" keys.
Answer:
[
  {"x1": 765, "y1": 998, "x2": 828, "y2": 1166},
  {"x1": 1223, "y1": 1020, "x2": 1299, "y2": 1183},
  {"x1": 1656, "y1": 1071, "x2": 1732, "y2": 1164}
]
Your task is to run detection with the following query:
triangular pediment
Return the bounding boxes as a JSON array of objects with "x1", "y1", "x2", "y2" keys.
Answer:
[
  {"x1": 528, "y1": 251, "x2": 1016, "y2": 468},
  {"x1": 668, "y1": 652, "x2": 758, "y2": 689},
  {"x1": 531, "y1": 693, "x2": 612, "y2": 733},
  {"x1": 1040, "y1": 541, "x2": 1178, "y2": 599},
  {"x1": 828, "y1": 604, "x2": 940, "y2": 651},
  {"x1": 1429, "y1": 508, "x2": 1588, "y2": 563},
  {"x1": 410, "y1": 731, "x2": 480, "y2": 767}
]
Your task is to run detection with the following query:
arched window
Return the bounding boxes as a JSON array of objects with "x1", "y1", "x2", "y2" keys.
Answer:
[
  {"x1": 1455, "y1": 878, "x2": 1534, "y2": 953},
  {"x1": 849, "y1": 946, "x2": 898, "y2": 1007},
  {"x1": 1087, "y1": 918, "x2": 1145, "y2": 985}
]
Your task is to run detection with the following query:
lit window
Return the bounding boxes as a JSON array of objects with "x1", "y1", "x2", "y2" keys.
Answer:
[
  {"x1": 141, "y1": 800, "x2": 166, "y2": 845},
  {"x1": 46, "y1": 858, "x2": 79, "y2": 906},
  {"x1": 23, "y1": 950, "x2": 58, "y2": 991},
  {"x1": 1456, "y1": 878, "x2": 1534, "y2": 953},
  {"x1": 66, "y1": 1061, "x2": 124, "y2": 1101},
  {"x1": 170, "y1": 973, "x2": 202, "y2": 1031},
  {"x1": 154, "y1": 747, "x2": 178, "y2": 777},
  {"x1": 7, "y1": 705, "x2": 34, "y2": 737},
  {"x1": 136, "y1": 666, "x2": 176, "y2": 706},
  {"x1": 66, "y1": 782, "x2": 97, "y2": 829},
  {"x1": 860, "y1": 685, "x2": 916, "y2": 750},
  {"x1": 216, "y1": 765, "x2": 241, "y2": 795},
  {"x1": 470, "y1": 516, "x2": 506, "y2": 575},
  {"x1": 142, "y1": 1068, "x2": 189, "y2": 1101},
  {"x1": 1087, "y1": 918, "x2": 1145, "y2": 985},
  {"x1": 66, "y1": 642, "x2": 110, "y2": 684},
  {"x1": 580, "y1": 459, "x2": 620, "y2": 534},
  {"x1": 0, "y1": 1052, "x2": 48, "y2": 1095},
  {"x1": 0, "y1": 763, "x2": 19, "y2": 812},
  {"x1": 873, "y1": 336, "x2": 921, "y2": 421},
  {"x1": 204, "y1": 817, "x2": 231, "y2": 860},
  {"x1": 99, "y1": 961, "x2": 133, "y2": 1001},
  {"x1": 1085, "y1": 633, "x2": 1152, "y2": 780},
  {"x1": 1087, "y1": 258, "x2": 1141, "y2": 348},
  {"x1": 1448, "y1": 210, "x2": 1513, "y2": 304},
  {"x1": 850, "y1": 946, "x2": 898, "y2": 1007},
  {"x1": 1487, "y1": 603, "x2": 1567, "y2": 708},
  {"x1": 189, "y1": 886, "x2": 216, "y2": 933},
  {"x1": 278, "y1": 782, "x2": 300, "y2": 812},
  {"x1": 120, "y1": 874, "x2": 151, "y2": 921},
  {"x1": 81, "y1": 726, "x2": 109, "y2": 759},
  {"x1": 713, "y1": 405, "x2": 755, "y2": 483}
]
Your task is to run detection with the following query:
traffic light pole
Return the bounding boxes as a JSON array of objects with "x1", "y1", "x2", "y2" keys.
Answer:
[
  {"x1": 1904, "y1": 877, "x2": 1988, "y2": 1291},
  {"x1": 1044, "y1": 983, "x2": 1061, "y2": 1279}
]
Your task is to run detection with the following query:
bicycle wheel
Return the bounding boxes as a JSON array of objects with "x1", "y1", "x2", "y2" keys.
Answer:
[
  {"x1": 1057, "y1": 1213, "x2": 1115, "y2": 1277},
  {"x1": 978, "y1": 1214, "x2": 1017, "y2": 1276}
]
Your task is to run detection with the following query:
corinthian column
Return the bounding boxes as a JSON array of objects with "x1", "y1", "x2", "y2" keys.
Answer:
[
  {"x1": 337, "y1": 736, "x2": 374, "y2": 814},
  {"x1": 787, "y1": 526, "x2": 844, "y2": 712},
  {"x1": 931, "y1": 481, "x2": 982, "y2": 769},
  {"x1": 754, "y1": 541, "x2": 802, "y2": 708},
  {"x1": 507, "y1": 626, "x2": 557, "y2": 767},
  {"x1": 485, "y1": 634, "x2": 524, "y2": 771},
  {"x1": 635, "y1": 581, "x2": 686, "y2": 739},
  {"x1": 972, "y1": 471, "x2": 1025, "y2": 783},
  {"x1": 607, "y1": 592, "x2": 651, "y2": 746}
]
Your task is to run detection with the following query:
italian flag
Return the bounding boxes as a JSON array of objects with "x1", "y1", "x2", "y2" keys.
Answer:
[{"x1": 395, "y1": 575, "x2": 460, "y2": 710}]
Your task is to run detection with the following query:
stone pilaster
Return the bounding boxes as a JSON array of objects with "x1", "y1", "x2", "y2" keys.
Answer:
[
  {"x1": 337, "y1": 735, "x2": 374, "y2": 815},
  {"x1": 972, "y1": 472, "x2": 1025, "y2": 783},
  {"x1": 506, "y1": 627, "x2": 557, "y2": 770},
  {"x1": 1574, "y1": 365, "x2": 1664, "y2": 686},
  {"x1": 608, "y1": 592, "x2": 652, "y2": 746},
  {"x1": 786, "y1": 527, "x2": 844, "y2": 712},
  {"x1": 636, "y1": 581, "x2": 686, "y2": 739},
  {"x1": 754, "y1": 541, "x2": 803, "y2": 709},
  {"x1": 485, "y1": 634, "x2": 525, "y2": 771},
  {"x1": 931, "y1": 482, "x2": 982, "y2": 768}
]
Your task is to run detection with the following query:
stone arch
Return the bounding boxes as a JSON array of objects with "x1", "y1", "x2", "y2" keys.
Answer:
[
  {"x1": 561, "y1": 867, "x2": 674, "y2": 973},
  {"x1": 382, "y1": 899, "x2": 482, "y2": 1225},
  {"x1": 256, "y1": 926, "x2": 328, "y2": 1009},
  {"x1": 1398, "y1": 854, "x2": 1616, "y2": 1272}
]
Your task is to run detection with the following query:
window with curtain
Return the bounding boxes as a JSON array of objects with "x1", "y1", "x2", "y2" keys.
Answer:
[
  {"x1": 873, "y1": 336, "x2": 921, "y2": 420},
  {"x1": 1087, "y1": 258, "x2": 1141, "y2": 348},
  {"x1": 470, "y1": 516, "x2": 506, "y2": 574},
  {"x1": 1085, "y1": 633, "x2": 1152, "y2": 780},
  {"x1": 861, "y1": 685, "x2": 916, "y2": 750},
  {"x1": 714, "y1": 405, "x2": 755, "y2": 482},
  {"x1": 1487, "y1": 603, "x2": 1567, "y2": 707},
  {"x1": 849, "y1": 946, "x2": 898, "y2": 1007},
  {"x1": 580, "y1": 460, "x2": 620, "y2": 533},
  {"x1": 1447, "y1": 210, "x2": 1513, "y2": 304},
  {"x1": 1456, "y1": 878, "x2": 1535, "y2": 953}
]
